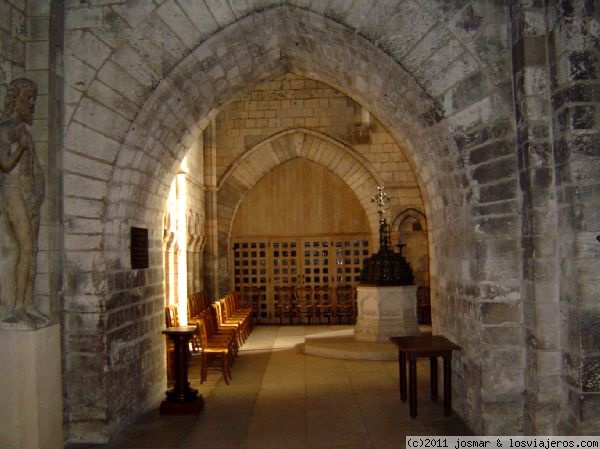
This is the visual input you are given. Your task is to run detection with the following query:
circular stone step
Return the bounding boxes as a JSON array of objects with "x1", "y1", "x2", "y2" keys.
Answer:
[{"x1": 303, "y1": 329, "x2": 398, "y2": 361}]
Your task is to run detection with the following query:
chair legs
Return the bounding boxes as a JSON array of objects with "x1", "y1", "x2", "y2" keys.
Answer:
[
  {"x1": 192, "y1": 292, "x2": 257, "y2": 386},
  {"x1": 200, "y1": 349, "x2": 231, "y2": 385}
]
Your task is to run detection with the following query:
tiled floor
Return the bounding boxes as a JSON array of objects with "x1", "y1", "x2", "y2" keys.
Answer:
[{"x1": 70, "y1": 325, "x2": 472, "y2": 449}]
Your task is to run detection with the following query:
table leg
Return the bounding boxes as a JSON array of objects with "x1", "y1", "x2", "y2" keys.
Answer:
[
  {"x1": 443, "y1": 355, "x2": 452, "y2": 416},
  {"x1": 409, "y1": 357, "x2": 417, "y2": 418},
  {"x1": 399, "y1": 351, "x2": 407, "y2": 402},
  {"x1": 160, "y1": 330, "x2": 204, "y2": 414},
  {"x1": 168, "y1": 334, "x2": 195, "y2": 402},
  {"x1": 430, "y1": 356, "x2": 438, "y2": 401}
]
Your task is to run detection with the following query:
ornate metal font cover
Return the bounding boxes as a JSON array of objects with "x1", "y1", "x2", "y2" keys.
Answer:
[{"x1": 359, "y1": 187, "x2": 414, "y2": 286}]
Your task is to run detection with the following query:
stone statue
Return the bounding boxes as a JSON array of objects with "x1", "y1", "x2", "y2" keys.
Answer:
[{"x1": 0, "y1": 78, "x2": 45, "y2": 326}]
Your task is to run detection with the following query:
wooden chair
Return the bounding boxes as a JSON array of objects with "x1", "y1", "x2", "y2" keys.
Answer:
[
  {"x1": 294, "y1": 285, "x2": 314, "y2": 324},
  {"x1": 314, "y1": 285, "x2": 333, "y2": 324},
  {"x1": 228, "y1": 292, "x2": 253, "y2": 333},
  {"x1": 197, "y1": 315, "x2": 232, "y2": 385},
  {"x1": 214, "y1": 299, "x2": 247, "y2": 345},
  {"x1": 205, "y1": 305, "x2": 239, "y2": 358},
  {"x1": 187, "y1": 291, "x2": 204, "y2": 322},
  {"x1": 186, "y1": 295, "x2": 203, "y2": 353},
  {"x1": 165, "y1": 304, "x2": 179, "y2": 327},
  {"x1": 334, "y1": 285, "x2": 356, "y2": 324},
  {"x1": 274, "y1": 285, "x2": 294, "y2": 324},
  {"x1": 223, "y1": 294, "x2": 252, "y2": 340}
]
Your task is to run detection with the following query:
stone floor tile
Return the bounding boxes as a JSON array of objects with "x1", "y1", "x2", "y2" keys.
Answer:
[{"x1": 73, "y1": 325, "x2": 472, "y2": 449}]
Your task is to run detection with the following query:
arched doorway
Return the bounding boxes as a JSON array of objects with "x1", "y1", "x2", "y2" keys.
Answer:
[
  {"x1": 392, "y1": 209, "x2": 430, "y2": 324},
  {"x1": 61, "y1": 4, "x2": 522, "y2": 442},
  {"x1": 216, "y1": 126, "x2": 389, "y2": 300},
  {"x1": 230, "y1": 157, "x2": 371, "y2": 322}
]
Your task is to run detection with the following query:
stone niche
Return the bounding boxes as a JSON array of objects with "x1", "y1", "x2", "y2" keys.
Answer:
[{"x1": 354, "y1": 284, "x2": 419, "y2": 342}]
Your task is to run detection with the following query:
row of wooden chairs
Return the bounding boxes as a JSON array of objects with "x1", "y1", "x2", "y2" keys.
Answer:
[
  {"x1": 188, "y1": 291, "x2": 208, "y2": 321},
  {"x1": 272, "y1": 284, "x2": 357, "y2": 325},
  {"x1": 165, "y1": 292, "x2": 253, "y2": 385}
]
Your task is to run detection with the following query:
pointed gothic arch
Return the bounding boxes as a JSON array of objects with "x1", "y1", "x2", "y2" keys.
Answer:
[
  {"x1": 60, "y1": 4, "x2": 521, "y2": 441},
  {"x1": 217, "y1": 128, "x2": 383, "y2": 242}
]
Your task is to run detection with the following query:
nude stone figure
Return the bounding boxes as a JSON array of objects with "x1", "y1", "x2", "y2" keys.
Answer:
[{"x1": 0, "y1": 78, "x2": 45, "y2": 325}]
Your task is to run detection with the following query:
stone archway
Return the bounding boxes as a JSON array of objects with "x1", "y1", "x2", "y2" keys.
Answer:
[
  {"x1": 218, "y1": 128, "x2": 383, "y2": 241},
  {"x1": 216, "y1": 128, "x2": 383, "y2": 296},
  {"x1": 61, "y1": 4, "x2": 520, "y2": 441},
  {"x1": 392, "y1": 208, "x2": 430, "y2": 317}
]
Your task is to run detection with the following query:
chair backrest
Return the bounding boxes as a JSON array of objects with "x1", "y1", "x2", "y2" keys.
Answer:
[
  {"x1": 222, "y1": 295, "x2": 236, "y2": 317},
  {"x1": 214, "y1": 300, "x2": 228, "y2": 325},
  {"x1": 201, "y1": 309, "x2": 215, "y2": 337},
  {"x1": 230, "y1": 290, "x2": 242, "y2": 309},
  {"x1": 274, "y1": 285, "x2": 294, "y2": 304},
  {"x1": 335, "y1": 285, "x2": 355, "y2": 306},
  {"x1": 188, "y1": 292, "x2": 202, "y2": 319},
  {"x1": 295, "y1": 285, "x2": 313, "y2": 304},
  {"x1": 208, "y1": 305, "x2": 223, "y2": 333},
  {"x1": 314, "y1": 285, "x2": 331, "y2": 304},
  {"x1": 165, "y1": 304, "x2": 179, "y2": 327},
  {"x1": 188, "y1": 293, "x2": 199, "y2": 320},
  {"x1": 196, "y1": 315, "x2": 209, "y2": 347}
]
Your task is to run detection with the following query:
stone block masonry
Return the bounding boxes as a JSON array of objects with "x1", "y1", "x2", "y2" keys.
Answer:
[
  {"x1": 0, "y1": 0, "x2": 589, "y2": 444},
  {"x1": 216, "y1": 73, "x2": 420, "y2": 196},
  {"x1": 546, "y1": 0, "x2": 600, "y2": 435}
]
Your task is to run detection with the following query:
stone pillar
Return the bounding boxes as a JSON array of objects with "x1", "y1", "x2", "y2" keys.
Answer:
[
  {"x1": 0, "y1": 325, "x2": 63, "y2": 449},
  {"x1": 354, "y1": 285, "x2": 419, "y2": 342},
  {"x1": 544, "y1": 0, "x2": 600, "y2": 434},
  {"x1": 510, "y1": 1, "x2": 561, "y2": 434},
  {"x1": 203, "y1": 118, "x2": 219, "y2": 302}
]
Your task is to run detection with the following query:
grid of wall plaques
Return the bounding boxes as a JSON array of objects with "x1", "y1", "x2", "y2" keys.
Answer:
[
  {"x1": 332, "y1": 238, "x2": 370, "y2": 284},
  {"x1": 232, "y1": 240, "x2": 268, "y2": 320},
  {"x1": 301, "y1": 239, "x2": 329, "y2": 288},
  {"x1": 232, "y1": 235, "x2": 370, "y2": 322},
  {"x1": 270, "y1": 239, "x2": 299, "y2": 287}
]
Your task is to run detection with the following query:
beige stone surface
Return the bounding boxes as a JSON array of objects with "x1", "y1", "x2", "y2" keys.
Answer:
[
  {"x1": 354, "y1": 285, "x2": 419, "y2": 342},
  {"x1": 0, "y1": 324, "x2": 63, "y2": 449}
]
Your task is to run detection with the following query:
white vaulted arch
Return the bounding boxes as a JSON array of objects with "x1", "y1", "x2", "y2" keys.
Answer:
[
  {"x1": 218, "y1": 128, "x2": 383, "y2": 241},
  {"x1": 61, "y1": 4, "x2": 519, "y2": 442}
]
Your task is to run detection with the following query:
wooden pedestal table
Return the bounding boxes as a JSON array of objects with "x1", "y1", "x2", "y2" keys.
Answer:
[
  {"x1": 160, "y1": 326, "x2": 204, "y2": 414},
  {"x1": 389, "y1": 335, "x2": 461, "y2": 418}
]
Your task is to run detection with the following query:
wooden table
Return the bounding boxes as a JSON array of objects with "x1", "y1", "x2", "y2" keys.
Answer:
[
  {"x1": 389, "y1": 335, "x2": 461, "y2": 418},
  {"x1": 160, "y1": 326, "x2": 204, "y2": 414}
]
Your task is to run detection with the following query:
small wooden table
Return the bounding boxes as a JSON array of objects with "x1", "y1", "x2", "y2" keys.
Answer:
[
  {"x1": 160, "y1": 326, "x2": 204, "y2": 414},
  {"x1": 389, "y1": 335, "x2": 461, "y2": 418}
]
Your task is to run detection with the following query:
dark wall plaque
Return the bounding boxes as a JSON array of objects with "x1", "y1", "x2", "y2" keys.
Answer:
[{"x1": 131, "y1": 227, "x2": 149, "y2": 269}]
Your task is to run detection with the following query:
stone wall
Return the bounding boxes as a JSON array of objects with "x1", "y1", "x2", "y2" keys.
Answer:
[
  {"x1": 393, "y1": 211, "x2": 430, "y2": 290},
  {"x1": 546, "y1": 0, "x2": 600, "y2": 434},
  {"x1": 510, "y1": 0, "x2": 559, "y2": 434},
  {"x1": 424, "y1": 2, "x2": 522, "y2": 434},
  {"x1": 57, "y1": 2, "x2": 517, "y2": 440},
  {"x1": 213, "y1": 73, "x2": 425, "y2": 295},
  {"x1": 216, "y1": 73, "x2": 420, "y2": 191},
  {"x1": 184, "y1": 138, "x2": 205, "y2": 296},
  {"x1": 0, "y1": 0, "x2": 26, "y2": 96},
  {"x1": 7, "y1": 0, "x2": 590, "y2": 443},
  {"x1": 508, "y1": 0, "x2": 600, "y2": 435},
  {"x1": 162, "y1": 137, "x2": 205, "y2": 304}
]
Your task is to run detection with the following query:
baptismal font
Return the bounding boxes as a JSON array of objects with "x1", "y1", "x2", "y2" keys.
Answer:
[{"x1": 353, "y1": 187, "x2": 420, "y2": 342}]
